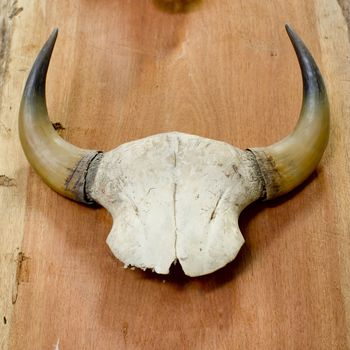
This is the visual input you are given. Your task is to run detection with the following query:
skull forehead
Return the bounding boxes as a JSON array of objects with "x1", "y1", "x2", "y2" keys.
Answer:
[
  {"x1": 90, "y1": 132, "x2": 262, "y2": 276},
  {"x1": 94, "y1": 132, "x2": 251, "y2": 201}
]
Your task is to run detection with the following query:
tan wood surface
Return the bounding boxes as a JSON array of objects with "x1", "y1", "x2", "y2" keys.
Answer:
[{"x1": 1, "y1": 0, "x2": 350, "y2": 349}]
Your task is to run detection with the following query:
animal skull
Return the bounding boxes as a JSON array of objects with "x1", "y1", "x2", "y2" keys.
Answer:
[
  {"x1": 19, "y1": 25, "x2": 329, "y2": 277},
  {"x1": 90, "y1": 133, "x2": 262, "y2": 276}
]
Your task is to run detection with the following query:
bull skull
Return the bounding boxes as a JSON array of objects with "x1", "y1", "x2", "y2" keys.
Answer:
[{"x1": 19, "y1": 25, "x2": 329, "y2": 277}]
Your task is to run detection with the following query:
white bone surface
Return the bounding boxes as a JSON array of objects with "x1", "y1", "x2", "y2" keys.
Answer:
[{"x1": 90, "y1": 132, "x2": 263, "y2": 277}]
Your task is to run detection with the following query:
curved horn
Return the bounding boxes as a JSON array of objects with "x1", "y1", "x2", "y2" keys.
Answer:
[
  {"x1": 248, "y1": 25, "x2": 330, "y2": 200},
  {"x1": 19, "y1": 29, "x2": 101, "y2": 204}
]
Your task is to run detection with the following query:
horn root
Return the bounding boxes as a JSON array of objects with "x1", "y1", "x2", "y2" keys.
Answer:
[
  {"x1": 249, "y1": 24, "x2": 330, "y2": 200},
  {"x1": 19, "y1": 29, "x2": 101, "y2": 204}
]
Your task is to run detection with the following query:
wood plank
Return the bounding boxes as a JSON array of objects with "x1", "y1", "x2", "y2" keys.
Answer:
[
  {"x1": 0, "y1": 1, "x2": 30, "y2": 349},
  {"x1": 0, "y1": 0, "x2": 349, "y2": 348},
  {"x1": 316, "y1": 0, "x2": 350, "y2": 343}
]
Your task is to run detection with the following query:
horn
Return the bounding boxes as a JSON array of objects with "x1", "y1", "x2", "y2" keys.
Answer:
[
  {"x1": 19, "y1": 29, "x2": 101, "y2": 204},
  {"x1": 248, "y1": 25, "x2": 330, "y2": 200}
]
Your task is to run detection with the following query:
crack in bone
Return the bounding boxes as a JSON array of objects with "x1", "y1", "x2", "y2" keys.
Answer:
[
  {"x1": 173, "y1": 182, "x2": 178, "y2": 266},
  {"x1": 173, "y1": 139, "x2": 178, "y2": 266},
  {"x1": 209, "y1": 191, "x2": 224, "y2": 222}
]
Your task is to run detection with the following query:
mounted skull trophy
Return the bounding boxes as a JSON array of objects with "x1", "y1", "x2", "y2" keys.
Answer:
[{"x1": 19, "y1": 25, "x2": 329, "y2": 277}]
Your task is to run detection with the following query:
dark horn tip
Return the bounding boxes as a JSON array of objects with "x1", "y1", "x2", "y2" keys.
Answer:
[
  {"x1": 36, "y1": 28, "x2": 59, "y2": 57},
  {"x1": 48, "y1": 28, "x2": 59, "y2": 45},
  {"x1": 44, "y1": 28, "x2": 59, "y2": 53},
  {"x1": 284, "y1": 23, "x2": 293, "y2": 34},
  {"x1": 25, "y1": 29, "x2": 59, "y2": 98},
  {"x1": 284, "y1": 23, "x2": 326, "y2": 99},
  {"x1": 284, "y1": 24, "x2": 306, "y2": 51},
  {"x1": 51, "y1": 28, "x2": 59, "y2": 38}
]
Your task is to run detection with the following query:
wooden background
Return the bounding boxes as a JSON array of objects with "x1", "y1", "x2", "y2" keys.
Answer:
[{"x1": 1, "y1": 0, "x2": 350, "y2": 349}]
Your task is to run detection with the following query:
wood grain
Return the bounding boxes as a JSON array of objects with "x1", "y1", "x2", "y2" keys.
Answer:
[{"x1": 1, "y1": 0, "x2": 350, "y2": 349}]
